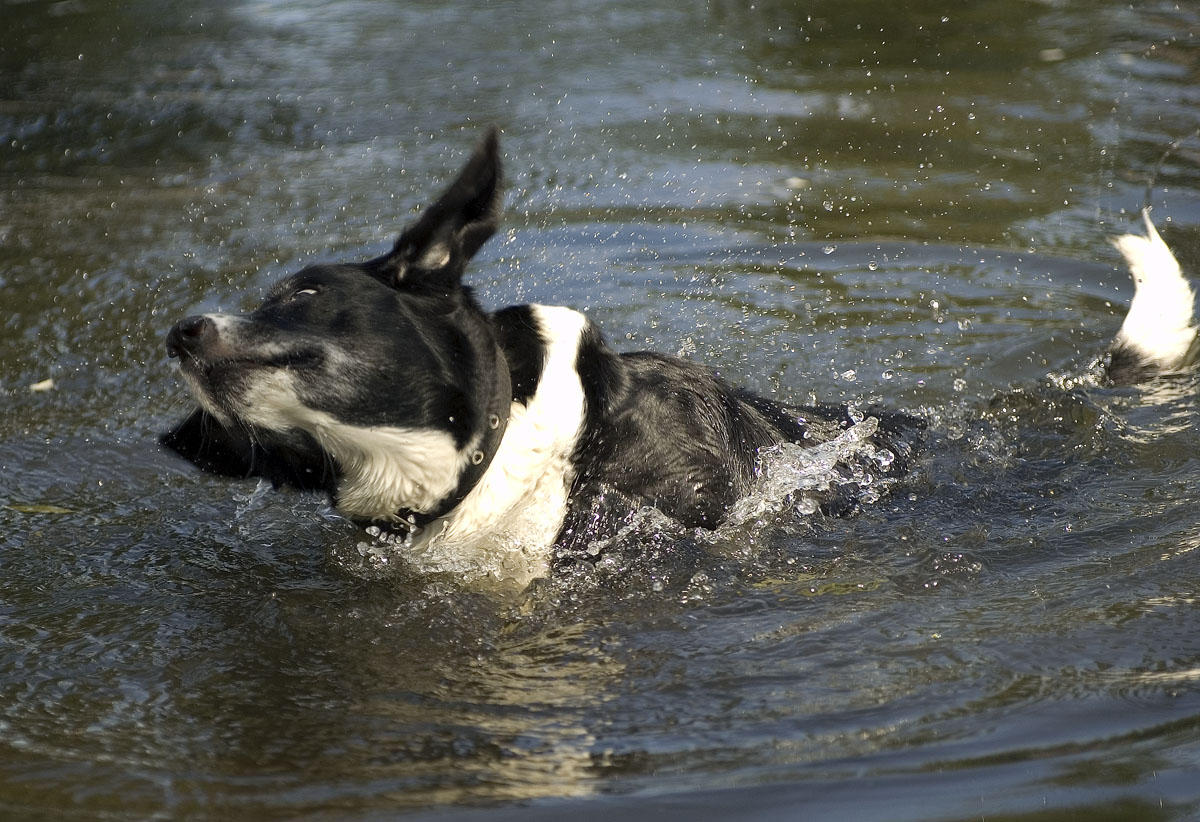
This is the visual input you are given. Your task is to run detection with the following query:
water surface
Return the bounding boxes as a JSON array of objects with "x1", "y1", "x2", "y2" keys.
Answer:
[{"x1": 2, "y1": 1, "x2": 1200, "y2": 819}]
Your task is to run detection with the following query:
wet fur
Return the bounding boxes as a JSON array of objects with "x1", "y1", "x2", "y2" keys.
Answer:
[{"x1": 161, "y1": 130, "x2": 1198, "y2": 572}]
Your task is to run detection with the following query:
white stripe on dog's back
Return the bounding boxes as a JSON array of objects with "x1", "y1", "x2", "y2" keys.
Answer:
[{"x1": 1111, "y1": 209, "x2": 1198, "y2": 372}]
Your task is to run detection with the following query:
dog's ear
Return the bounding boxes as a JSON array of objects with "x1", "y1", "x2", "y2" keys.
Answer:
[
  {"x1": 161, "y1": 408, "x2": 258, "y2": 478},
  {"x1": 375, "y1": 128, "x2": 503, "y2": 291},
  {"x1": 161, "y1": 408, "x2": 336, "y2": 492}
]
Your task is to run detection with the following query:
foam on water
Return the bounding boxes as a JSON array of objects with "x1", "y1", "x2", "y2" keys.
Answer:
[
  {"x1": 722, "y1": 416, "x2": 896, "y2": 526},
  {"x1": 353, "y1": 494, "x2": 562, "y2": 588}
]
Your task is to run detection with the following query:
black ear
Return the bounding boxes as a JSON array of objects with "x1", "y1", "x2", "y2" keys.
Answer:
[
  {"x1": 376, "y1": 128, "x2": 503, "y2": 290},
  {"x1": 161, "y1": 408, "x2": 336, "y2": 492},
  {"x1": 161, "y1": 408, "x2": 258, "y2": 478}
]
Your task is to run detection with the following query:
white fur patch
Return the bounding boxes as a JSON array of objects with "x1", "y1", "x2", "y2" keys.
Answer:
[
  {"x1": 1112, "y1": 210, "x2": 1198, "y2": 371},
  {"x1": 400, "y1": 305, "x2": 591, "y2": 583},
  {"x1": 235, "y1": 370, "x2": 469, "y2": 520},
  {"x1": 318, "y1": 422, "x2": 467, "y2": 520}
]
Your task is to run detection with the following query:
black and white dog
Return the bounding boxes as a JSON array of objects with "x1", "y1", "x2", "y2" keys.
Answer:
[{"x1": 162, "y1": 130, "x2": 1197, "y2": 579}]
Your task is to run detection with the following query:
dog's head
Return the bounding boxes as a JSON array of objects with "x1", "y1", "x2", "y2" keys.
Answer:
[{"x1": 162, "y1": 130, "x2": 512, "y2": 525}]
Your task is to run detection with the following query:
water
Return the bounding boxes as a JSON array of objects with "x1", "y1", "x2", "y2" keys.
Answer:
[{"x1": 3, "y1": 0, "x2": 1200, "y2": 818}]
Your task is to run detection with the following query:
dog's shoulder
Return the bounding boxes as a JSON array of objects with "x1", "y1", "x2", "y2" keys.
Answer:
[{"x1": 568, "y1": 348, "x2": 796, "y2": 532}]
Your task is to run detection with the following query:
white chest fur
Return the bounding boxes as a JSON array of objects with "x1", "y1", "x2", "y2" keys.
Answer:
[{"x1": 395, "y1": 304, "x2": 591, "y2": 583}]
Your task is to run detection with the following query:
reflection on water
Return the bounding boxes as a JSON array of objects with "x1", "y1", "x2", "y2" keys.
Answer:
[{"x1": 3, "y1": 0, "x2": 1200, "y2": 819}]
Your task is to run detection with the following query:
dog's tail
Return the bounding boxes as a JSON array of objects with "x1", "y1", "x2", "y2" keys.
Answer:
[{"x1": 1106, "y1": 209, "x2": 1199, "y2": 383}]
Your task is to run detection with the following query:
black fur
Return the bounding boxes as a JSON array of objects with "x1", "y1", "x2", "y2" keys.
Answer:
[
  {"x1": 1104, "y1": 346, "x2": 1158, "y2": 387},
  {"x1": 491, "y1": 305, "x2": 549, "y2": 404},
  {"x1": 161, "y1": 407, "x2": 333, "y2": 491},
  {"x1": 163, "y1": 129, "x2": 925, "y2": 560}
]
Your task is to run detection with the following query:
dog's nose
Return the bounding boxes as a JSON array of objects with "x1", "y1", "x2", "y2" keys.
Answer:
[{"x1": 166, "y1": 315, "x2": 215, "y2": 359}]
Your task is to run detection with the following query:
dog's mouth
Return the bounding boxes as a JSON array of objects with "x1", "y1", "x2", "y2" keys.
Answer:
[{"x1": 172, "y1": 348, "x2": 323, "y2": 379}]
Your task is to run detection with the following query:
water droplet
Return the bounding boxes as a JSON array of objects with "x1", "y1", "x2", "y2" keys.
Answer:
[
  {"x1": 882, "y1": 369, "x2": 895, "y2": 380},
  {"x1": 823, "y1": 244, "x2": 837, "y2": 255},
  {"x1": 867, "y1": 260, "x2": 878, "y2": 271},
  {"x1": 840, "y1": 369, "x2": 857, "y2": 382}
]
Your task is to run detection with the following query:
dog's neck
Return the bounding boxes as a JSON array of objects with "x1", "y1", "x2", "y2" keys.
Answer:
[{"x1": 361, "y1": 350, "x2": 513, "y2": 536}]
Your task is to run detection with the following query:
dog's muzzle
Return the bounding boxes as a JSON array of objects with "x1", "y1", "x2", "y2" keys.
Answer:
[{"x1": 167, "y1": 315, "x2": 219, "y2": 360}]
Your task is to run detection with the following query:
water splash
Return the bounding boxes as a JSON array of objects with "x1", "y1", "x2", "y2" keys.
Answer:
[{"x1": 723, "y1": 416, "x2": 894, "y2": 527}]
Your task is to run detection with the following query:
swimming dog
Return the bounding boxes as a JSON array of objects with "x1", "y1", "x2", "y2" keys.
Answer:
[{"x1": 162, "y1": 130, "x2": 1197, "y2": 576}]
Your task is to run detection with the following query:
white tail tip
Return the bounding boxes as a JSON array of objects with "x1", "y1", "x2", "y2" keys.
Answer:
[{"x1": 1109, "y1": 209, "x2": 1197, "y2": 377}]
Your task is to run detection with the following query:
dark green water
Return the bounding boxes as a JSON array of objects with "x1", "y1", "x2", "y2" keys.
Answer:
[{"x1": 3, "y1": 1, "x2": 1200, "y2": 819}]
